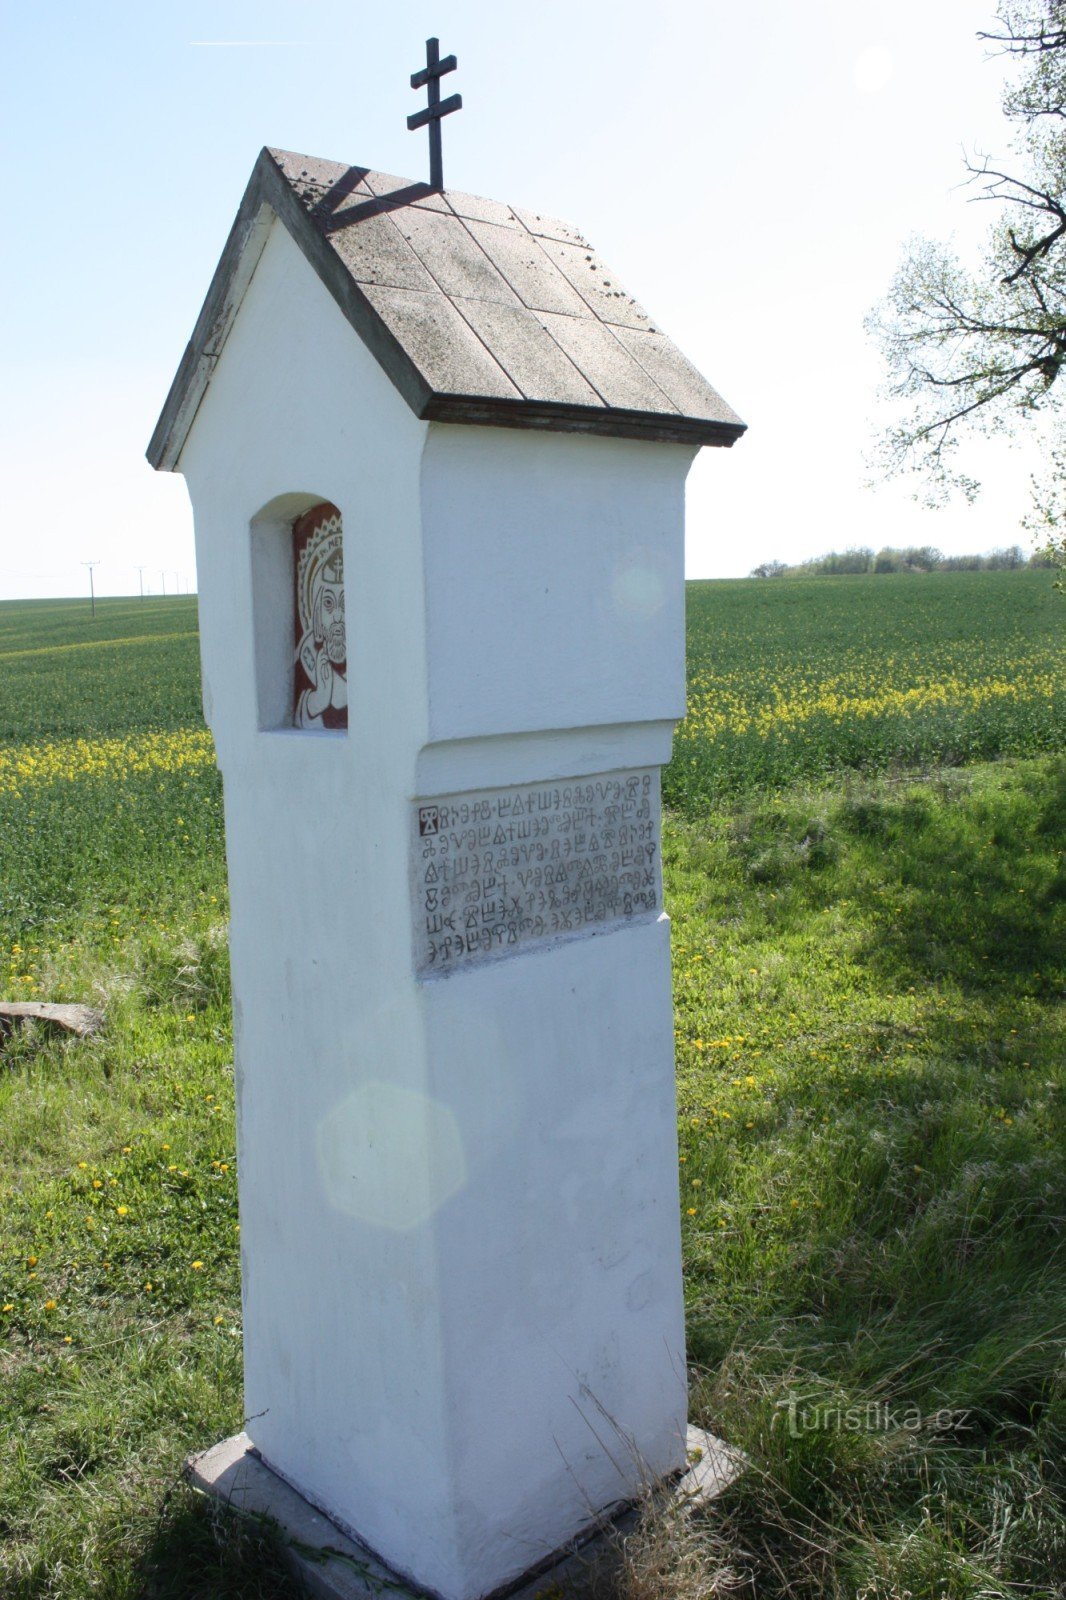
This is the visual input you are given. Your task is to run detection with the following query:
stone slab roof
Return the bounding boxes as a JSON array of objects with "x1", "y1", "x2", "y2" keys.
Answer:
[{"x1": 148, "y1": 147, "x2": 746, "y2": 470}]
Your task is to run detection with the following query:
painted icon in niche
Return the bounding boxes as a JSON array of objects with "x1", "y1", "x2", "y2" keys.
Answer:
[{"x1": 293, "y1": 501, "x2": 348, "y2": 730}]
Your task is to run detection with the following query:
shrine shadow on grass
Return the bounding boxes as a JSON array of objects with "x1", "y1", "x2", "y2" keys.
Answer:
[
  {"x1": 135, "y1": 1480, "x2": 299, "y2": 1600},
  {"x1": 848, "y1": 757, "x2": 1066, "y2": 995},
  {"x1": 680, "y1": 755, "x2": 1066, "y2": 1410},
  {"x1": 673, "y1": 758, "x2": 1066, "y2": 1597}
]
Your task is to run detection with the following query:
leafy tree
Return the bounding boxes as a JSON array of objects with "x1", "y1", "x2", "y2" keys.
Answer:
[{"x1": 868, "y1": 1, "x2": 1066, "y2": 574}]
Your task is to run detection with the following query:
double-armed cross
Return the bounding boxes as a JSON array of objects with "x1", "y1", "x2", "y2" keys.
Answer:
[{"x1": 408, "y1": 37, "x2": 461, "y2": 192}]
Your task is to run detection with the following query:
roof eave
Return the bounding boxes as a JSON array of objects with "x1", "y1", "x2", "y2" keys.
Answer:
[
  {"x1": 147, "y1": 149, "x2": 438, "y2": 471},
  {"x1": 421, "y1": 396, "x2": 745, "y2": 447}
]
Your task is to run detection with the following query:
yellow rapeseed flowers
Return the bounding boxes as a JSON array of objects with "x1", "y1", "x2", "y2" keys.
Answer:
[{"x1": 0, "y1": 728, "x2": 215, "y2": 799}]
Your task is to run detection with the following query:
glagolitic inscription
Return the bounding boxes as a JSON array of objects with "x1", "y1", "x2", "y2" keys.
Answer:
[{"x1": 413, "y1": 769, "x2": 661, "y2": 974}]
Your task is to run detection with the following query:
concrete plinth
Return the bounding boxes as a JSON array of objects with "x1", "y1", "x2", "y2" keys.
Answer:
[{"x1": 187, "y1": 1425, "x2": 743, "y2": 1600}]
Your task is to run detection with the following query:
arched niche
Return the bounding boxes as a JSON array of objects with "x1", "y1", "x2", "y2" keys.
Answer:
[{"x1": 250, "y1": 494, "x2": 348, "y2": 733}]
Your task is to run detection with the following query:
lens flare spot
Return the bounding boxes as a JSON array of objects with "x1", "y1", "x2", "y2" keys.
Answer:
[{"x1": 316, "y1": 1081, "x2": 467, "y2": 1231}]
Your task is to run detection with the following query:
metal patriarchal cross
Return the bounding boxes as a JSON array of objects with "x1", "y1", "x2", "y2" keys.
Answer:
[{"x1": 407, "y1": 37, "x2": 462, "y2": 192}]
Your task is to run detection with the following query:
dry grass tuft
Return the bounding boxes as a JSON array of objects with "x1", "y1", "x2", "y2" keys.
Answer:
[{"x1": 599, "y1": 1489, "x2": 751, "y2": 1600}]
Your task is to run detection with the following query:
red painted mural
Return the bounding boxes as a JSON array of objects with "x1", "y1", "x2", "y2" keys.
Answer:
[{"x1": 292, "y1": 501, "x2": 347, "y2": 731}]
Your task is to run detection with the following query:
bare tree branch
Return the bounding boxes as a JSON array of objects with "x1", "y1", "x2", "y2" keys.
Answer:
[{"x1": 869, "y1": 0, "x2": 1066, "y2": 553}]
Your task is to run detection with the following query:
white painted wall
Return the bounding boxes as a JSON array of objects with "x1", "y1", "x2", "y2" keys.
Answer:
[
  {"x1": 178, "y1": 219, "x2": 458, "y2": 1574},
  {"x1": 421, "y1": 426, "x2": 694, "y2": 741},
  {"x1": 177, "y1": 213, "x2": 698, "y2": 1600}
]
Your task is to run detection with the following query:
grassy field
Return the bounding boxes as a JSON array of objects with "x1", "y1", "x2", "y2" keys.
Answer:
[
  {"x1": 669, "y1": 570, "x2": 1066, "y2": 808},
  {"x1": 0, "y1": 579, "x2": 1063, "y2": 1600}
]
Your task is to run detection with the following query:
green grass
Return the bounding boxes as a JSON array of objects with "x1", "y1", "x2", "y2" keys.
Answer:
[
  {"x1": 668, "y1": 758, "x2": 1066, "y2": 1598},
  {"x1": 0, "y1": 598, "x2": 202, "y2": 742},
  {"x1": 0, "y1": 579, "x2": 1063, "y2": 1598}
]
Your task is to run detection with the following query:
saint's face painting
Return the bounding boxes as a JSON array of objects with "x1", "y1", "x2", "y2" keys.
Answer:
[{"x1": 293, "y1": 501, "x2": 348, "y2": 730}]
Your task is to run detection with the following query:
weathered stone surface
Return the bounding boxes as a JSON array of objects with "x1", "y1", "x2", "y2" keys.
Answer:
[
  {"x1": 538, "y1": 314, "x2": 680, "y2": 413},
  {"x1": 392, "y1": 207, "x2": 523, "y2": 306},
  {"x1": 453, "y1": 299, "x2": 602, "y2": 405},
  {"x1": 612, "y1": 327, "x2": 746, "y2": 426},
  {"x1": 445, "y1": 189, "x2": 523, "y2": 228},
  {"x1": 325, "y1": 209, "x2": 439, "y2": 293},
  {"x1": 412, "y1": 769, "x2": 661, "y2": 975},
  {"x1": 360, "y1": 168, "x2": 452, "y2": 212},
  {"x1": 511, "y1": 206, "x2": 591, "y2": 248},
  {"x1": 463, "y1": 219, "x2": 592, "y2": 316},
  {"x1": 361, "y1": 284, "x2": 522, "y2": 398},
  {"x1": 535, "y1": 237, "x2": 655, "y2": 330},
  {"x1": 270, "y1": 149, "x2": 376, "y2": 208}
]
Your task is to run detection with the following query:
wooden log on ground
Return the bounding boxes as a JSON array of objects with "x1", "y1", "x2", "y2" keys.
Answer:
[{"x1": 0, "y1": 1001, "x2": 104, "y2": 1038}]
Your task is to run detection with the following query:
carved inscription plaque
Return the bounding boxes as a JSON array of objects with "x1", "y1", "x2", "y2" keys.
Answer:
[{"x1": 413, "y1": 768, "x2": 661, "y2": 975}]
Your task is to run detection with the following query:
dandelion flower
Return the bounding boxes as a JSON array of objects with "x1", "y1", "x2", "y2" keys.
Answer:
[
  {"x1": 44, "y1": 1299, "x2": 57, "y2": 1311},
  {"x1": 191, "y1": 1260, "x2": 204, "y2": 1271},
  {"x1": 116, "y1": 1205, "x2": 129, "y2": 1216}
]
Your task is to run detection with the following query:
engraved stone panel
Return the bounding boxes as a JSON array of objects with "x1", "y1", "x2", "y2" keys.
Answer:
[{"x1": 413, "y1": 768, "x2": 661, "y2": 975}]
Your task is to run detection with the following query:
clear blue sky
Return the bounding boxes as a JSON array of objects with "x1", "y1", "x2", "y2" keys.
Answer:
[{"x1": 0, "y1": 1, "x2": 1029, "y2": 597}]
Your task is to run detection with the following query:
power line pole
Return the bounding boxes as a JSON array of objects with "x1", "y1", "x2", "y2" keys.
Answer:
[
  {"x1": 135, "y1": 565, "x2": 146, "y2": 599},
  {"x1": 82, "y1": 561, "x2": 99, "y2": 620}
]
